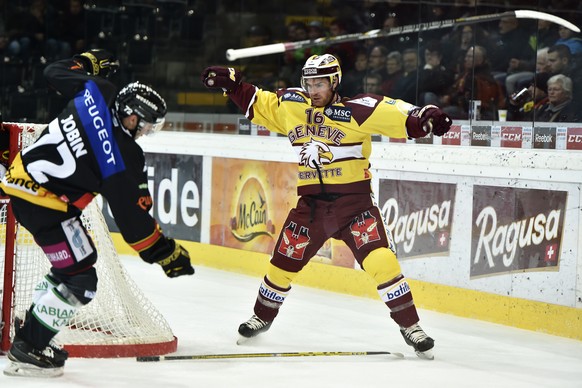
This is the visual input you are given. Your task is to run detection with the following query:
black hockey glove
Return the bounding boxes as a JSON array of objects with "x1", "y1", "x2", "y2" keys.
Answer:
[
  {"x1": 201, "y1": 66, "x2": 242, "y2": 94},
  {"x1": 156, "y1": 240, "x2": 195, "y2": 278},
  {"x1": 406, "y1": 104, "x2": 452, "y2": 138},
  {"x1": 73, "y1": 49, "x2": 119, "y2": 78}
]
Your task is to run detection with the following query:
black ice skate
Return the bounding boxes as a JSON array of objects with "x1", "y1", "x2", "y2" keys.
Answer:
[
  {"x1": 3, "y1": 335, "x2": 69, "y2": 377},
  {"x1": 237, "y1": 315, "x2": 272, "y2": 344},
  {"x1": 400, "y1": 323, "x2": 435, "y2": 360}
]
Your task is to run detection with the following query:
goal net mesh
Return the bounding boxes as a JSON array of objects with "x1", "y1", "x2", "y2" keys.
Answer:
[{"x1": 0, "y1": 122, "x2": 177, "y2": 357}]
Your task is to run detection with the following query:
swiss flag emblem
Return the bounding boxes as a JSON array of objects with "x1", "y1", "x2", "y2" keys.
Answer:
[{"x1": 544, "y1": 244, "x2": 558, "y2": 263}]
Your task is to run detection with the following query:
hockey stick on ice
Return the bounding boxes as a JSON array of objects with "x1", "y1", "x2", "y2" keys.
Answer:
[
  {"x1": 137, "y1": 350, "x2": 404, "y2": 362},
  {"x1": 226, "y1": 10, "x2": 580, "y2": 61}
]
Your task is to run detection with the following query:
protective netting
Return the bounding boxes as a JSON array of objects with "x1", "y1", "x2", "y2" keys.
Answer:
[{"x1": 0, "y1": 122, "x2": 177, "y2": 357}]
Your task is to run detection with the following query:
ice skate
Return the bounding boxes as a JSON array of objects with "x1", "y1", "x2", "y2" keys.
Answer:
[
  {"x1": 3, "y1": 335, "x2": 68, "y2": 377},
  {"x1": 400, "y1": 323, "x2": 435, "y2": 360},
  {"x1": 237, "y1": 315, "x2": 272, "y2": 345}
]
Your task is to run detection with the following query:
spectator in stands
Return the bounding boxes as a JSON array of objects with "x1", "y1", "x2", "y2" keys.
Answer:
[
  {"x1": 367, "y1": 44, "x2": 389, "y2": 81},
  {"x1": 441, "y1": 24, "x2": 490, "y2": 76},
  {"x1": 281, "y1": 22, "x2": 311, "y2": 84},
  {"x1": 381, "y1": 50, "x2": 403, "y2": 96},
  {"x1": 270, "y1": 77, "x2": 290, "y2": 91},
  {"x1": 341, "y1": 50, "x2": 368, "y2": 97},
  {"x1": 547, "y1": 44, "x2": 573, "y2": 74},
  {"x1": 347, "y1": 0, "x2": 393, "y2": 32},
  {"x1": 5, "y1": 0, "x2": 71, "y2": 63},
  {"x1": 379, "y1": 13, "x2": 415, "y2": 53},
  {"x1": 59, "y1": 0, "x2": 87, "y2": 54},
  {"x1": 554, "y1": 26, "x2": 582, "y2": 56},
  {"x1": 240, "y1": 24, "x2": 279, "y2": 88},
  {"x1": 488, "y1": 16, "x2": 535, "y2": 88},
  {"x1": 528, "y1": 20, "x2": 560, "y2": 51},
  {"x1": 506, "y1": 47, "x2": 550, "y2": 97},
  {"x1": 391, "y1": 48, "x2": 419, "y2": 104},
  {"x1": 536, "y1": 74, "x2": 580, "y2": 122},
  {"x1": 305, "y1": 20, "x2": 326, "y2": 57},
  {"x1": 44, "y1": 1, "x2": 74, "y2": 62},
  {"x1": 285, "y1": 20, "x2": 303, "y2": 42},
  {"x1": 326, "y1": 19, "x2": 357, "y2": 72},
  {"x1": 362, "y1": 72, "x2": 383, "y2": 94},
  {"x1": 418, "y1": 40, "x2": 454, "y2": 105},
  {"x1": 546, "y1": 44, "x2": 582, "y2": 105},
  {"x1": 5, "y1": 3, "x2": 40, "y2": 63},
  {"x1": 507, "y1": 71, "x2": 550, "y2": 121},
  {"x1": 443, "y1": 45, "x2": 506, "y2": 120},
  {"x1": 307, "y1": 20, "x2": 325, "y2": 40}
]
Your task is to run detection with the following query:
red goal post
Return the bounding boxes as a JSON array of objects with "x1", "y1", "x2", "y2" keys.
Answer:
[{"x1": 0, "y1": 122, "x2": 177, "y2": 357}]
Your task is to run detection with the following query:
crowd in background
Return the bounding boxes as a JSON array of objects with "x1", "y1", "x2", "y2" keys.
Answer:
[
  {"x1": 1, "y1": 0, "x2": 582, "y2": 123},
  {"x1": 238, "y1": 1, "x2": 582, "y2": 123}
]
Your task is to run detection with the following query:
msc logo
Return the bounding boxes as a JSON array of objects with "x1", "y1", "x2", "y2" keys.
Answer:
[{"x1": 324, "y1": 106, "x2": 352, "y2": 122}]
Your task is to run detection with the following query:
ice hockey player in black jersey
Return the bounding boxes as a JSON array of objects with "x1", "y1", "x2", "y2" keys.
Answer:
[{"x1": 1, "y1": 49, "x2": 194, "y2": 378}]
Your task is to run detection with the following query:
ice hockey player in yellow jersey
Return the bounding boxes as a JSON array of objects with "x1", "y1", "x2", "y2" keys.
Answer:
[{"x1": 202, "y1": 54, "x2": 452, "y2": 360}]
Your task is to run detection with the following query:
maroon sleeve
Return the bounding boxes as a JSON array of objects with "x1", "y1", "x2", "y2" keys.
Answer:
[{"x1": 228, "y1": 82, "x2": 259, "y2": 118}]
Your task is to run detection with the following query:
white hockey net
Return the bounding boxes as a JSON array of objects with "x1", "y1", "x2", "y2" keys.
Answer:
[{"x1": 0, "y1": 122, "x2": 177, "y2": 357}]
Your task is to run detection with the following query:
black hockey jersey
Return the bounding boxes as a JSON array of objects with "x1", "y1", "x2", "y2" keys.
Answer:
[{"x1": 0, "y1": 59, "x2": 172, "y2": 262}]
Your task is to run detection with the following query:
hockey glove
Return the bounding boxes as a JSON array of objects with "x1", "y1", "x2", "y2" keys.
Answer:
[
  {"x1": 201, "y1": 66, "x2": 242, "y2": 94},
  {"x1": 156, "y1": 240, "x2": 195, "y2": 278},
  {"x1": 406, "y1": 104, "x2": 452, "y2": 138},
  {"x1": 73, "y1": 49, "x2": 119, "y2": 78}
]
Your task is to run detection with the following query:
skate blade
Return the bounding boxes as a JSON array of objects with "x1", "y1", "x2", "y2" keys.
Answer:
[
  {"x1": 236, "y1": 335, "x2": 252, "y2": 345},
  {"x1": 415, "y1": 349, "x2": 434, "y2": 360},
  {"x1": 3, "y1": 361, "x2": 64, "y2": 378}
]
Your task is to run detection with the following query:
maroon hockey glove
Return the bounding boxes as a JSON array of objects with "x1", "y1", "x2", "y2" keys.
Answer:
[
  {"x1": 156, "y1": 240, "x2": 195, "y2": 278},
  {"x1": 73, "y1": 49, "x2": 119, "y2": 78},
  {"x1": 201, "y1": 66, "x2": 242, "y2": 94},
  {"x1": 406, "y1": 104, "x2": 452, "y2": 138}
]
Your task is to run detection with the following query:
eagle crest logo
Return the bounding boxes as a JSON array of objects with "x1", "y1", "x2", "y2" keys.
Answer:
[{"x1": 299, "y1": 139, "x2": 333, "y2": 169}]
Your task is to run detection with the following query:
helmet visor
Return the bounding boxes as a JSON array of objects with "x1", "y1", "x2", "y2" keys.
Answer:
[{"x1": 136, "y1": 117, "x2": 166, "y2": 138}]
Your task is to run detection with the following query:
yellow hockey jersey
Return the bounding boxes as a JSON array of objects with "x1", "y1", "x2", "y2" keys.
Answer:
[{"x1": 230, "y1": 84, "x2": 417, "y2": 196}]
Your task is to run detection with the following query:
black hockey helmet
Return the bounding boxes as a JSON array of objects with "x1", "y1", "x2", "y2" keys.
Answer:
[{"x1": 115, "y1": 81, "x2": 167, "y2": 137}]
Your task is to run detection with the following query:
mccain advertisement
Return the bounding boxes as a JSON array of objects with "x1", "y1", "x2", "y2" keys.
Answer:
[
  {"x1": 378, "y1": 179, "x2": 456, "y2": 259},
  {"x1": 101, "y1": 153, "x2": 203, "y2": 241},
  {"x1": 210, "y1": 157, "x2": 357, "y2": 268},
  {"x1": 210, "y1": 158, "x2": 297, "y2": 255},
  {"x1": 471, "y1": 186, "x2": 566, "y2": 277}
]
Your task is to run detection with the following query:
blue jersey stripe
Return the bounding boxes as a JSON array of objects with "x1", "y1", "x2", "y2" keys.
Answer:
[{"x1": 74, "y1": 80, "x2": 125, "y2": 178}]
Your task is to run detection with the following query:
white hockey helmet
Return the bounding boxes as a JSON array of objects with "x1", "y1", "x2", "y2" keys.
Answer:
[{"x1": 301, "y1": 54, "x2": 342, "y2": 91}]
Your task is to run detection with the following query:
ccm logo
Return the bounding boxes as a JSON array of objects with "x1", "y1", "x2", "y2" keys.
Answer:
[
  {"x1": 501, "y1": 133, "x2": 522, "y2": 141},
  {"x1": 442, "y1": 131, "x2": 460, "y2": 139}
]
